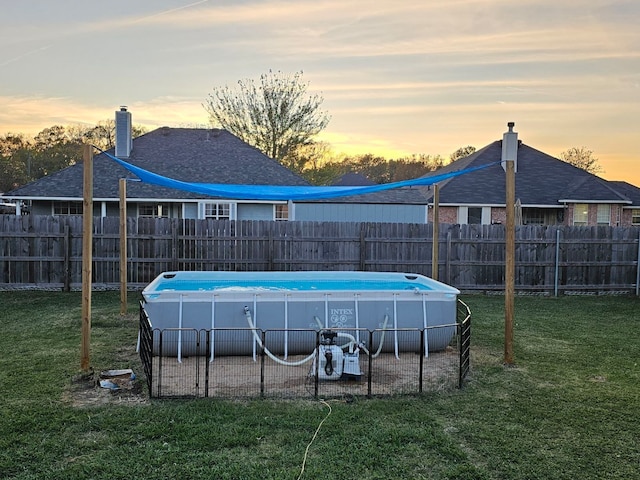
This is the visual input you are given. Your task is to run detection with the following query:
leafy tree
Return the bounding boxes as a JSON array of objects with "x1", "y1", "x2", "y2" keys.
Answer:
[
  {"x1": 346, "y1": 154, "x2": 390, "y2": 183},
  {"x1": 0, "y1": 121, "x2": 147, "y2": 191},
  {"x1": 392, "y1": 154, "x2": 446, "y2": 180},
  {"x1": 450, "y1": 145, "x2": 476, "y2": 162},
  {"x1": 0, "y1": 133, "x2": 32, "y2": 192},
  {"x1": 31, "y1": 126, "x2": 83, "y2": 177},
  {"x1": 203, "y1": 70, "x2": 330, "y2": 165},
  {"x1": 559, "y1": 146, "x2": 603, "y2": 174},
  {"x1": 301, "y1": 152, "x2": 445, "y2": 185},
  {"x1": 283, "y1": 141, "x2": 332, "y2": 176},
  {"x1": 302, "y1": 161, "x2": 345, "y2": 186}
]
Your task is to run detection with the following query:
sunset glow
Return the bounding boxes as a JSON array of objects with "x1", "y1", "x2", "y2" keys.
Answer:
[{"x1": 1, "y1": 0, "x2": 638, "y2": 184}]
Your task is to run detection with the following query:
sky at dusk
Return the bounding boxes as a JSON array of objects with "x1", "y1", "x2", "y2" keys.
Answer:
[{"x1": 1, "y1": 0, "x2": 639, "y2": 185}]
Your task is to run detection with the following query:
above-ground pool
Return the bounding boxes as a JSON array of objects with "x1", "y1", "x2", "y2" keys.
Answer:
[{"x1": 141, "y1": 271, "x2": 460, "y2": 356}]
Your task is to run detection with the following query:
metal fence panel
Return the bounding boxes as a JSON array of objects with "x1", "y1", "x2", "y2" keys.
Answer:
[{"x1": 138, "y1": 300, "x2": 472, "y2": 399}]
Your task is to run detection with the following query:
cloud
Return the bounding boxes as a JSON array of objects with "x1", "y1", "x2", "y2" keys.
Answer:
[
  {"x1": 0, "y1": 45, "x2": 53, "y2": 67},
  {"x1": 0, "y1": 95, "x2": 210, "y2": 136},
  {"x1": 126, "y1": 97, "x2": 209, "y2": 128},
  {"x1": 103, "y1": 0, "x2": 637, "y2": 63},
  {"x1": 0, "y1": 96, "x2": 105, "y2": 134},
  {"x1": 128, "y1": 0, "x2": 211, "y2": 24}
]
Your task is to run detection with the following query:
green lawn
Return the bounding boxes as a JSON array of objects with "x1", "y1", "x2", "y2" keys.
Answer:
[{"x1": 0, "y1": 291, "x2": 638, "y2": 479}]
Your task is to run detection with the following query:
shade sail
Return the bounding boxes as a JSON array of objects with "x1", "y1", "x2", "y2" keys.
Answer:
[{"x1": 101, "y1": 149, "x2": 498, "y2": 201}]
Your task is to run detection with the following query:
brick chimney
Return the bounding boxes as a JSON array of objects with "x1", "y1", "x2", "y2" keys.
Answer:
[{"x1": 115, "y1": 106, "x2": 132, "y2": 158}]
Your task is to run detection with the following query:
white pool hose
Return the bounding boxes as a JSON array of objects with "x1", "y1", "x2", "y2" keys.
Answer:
[
  {"x1": 360, "y1": 314, "x2": 389, "y2": 359},
  {"x1": 244, "y1": 306, "x2": 316, "y2": 366},
  {"x1": 244, "y1": 307, "x2": 389, "y2": 366}
]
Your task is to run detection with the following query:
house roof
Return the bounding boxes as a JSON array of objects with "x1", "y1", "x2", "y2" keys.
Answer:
[
  {"x1": 308, "y1": 170, "x2": 425, "y2": 204},
  {"x1": 6, "y1": 128, "x2": 310, "y2": 200},
  {"x1": 608, "y1": 181, "x2": 640, "y2": 206},
  {"x1": 303, "y1": 186, "x2": 428, "y2": 205},
  {"x1": 7, "y1": 126, "x2": 638, "y2": 209},
  {"x1": 420, "y1": 140, "x2": 635, "y2": 206},
  {"x1": 332, "y1": 172, "x2": 375, "y2": 186}
]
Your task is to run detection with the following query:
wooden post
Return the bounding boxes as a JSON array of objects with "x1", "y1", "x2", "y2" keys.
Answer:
[
  {"x1": 431, "y1": 184, "x2": 440, "y2": 280},
  {"x1": 636, "y1": 230, "x2": 640, "y2": 297},
  {"x1": 171, "y1": 219, "x2": 178, "y2": 271},
  {"x1": 504, "y1": 159, "x2": 515, "y2": 365},
  {"x1": 63, "y1": 224, "x2": 71, "y2": 292},
  {"x1": 80, "y1": 145, "x2": 93, "y2": 371},
  {"x1": 446, "y1": 231, "x2": 452, "y2": 285},
  {"x1": 268, "y1": 223, "x2": 274, "y2": 271},
  {"x1": 359, "y1": 223, "x2": 367, "y2": 271},
  {"x1": 119, "y1": 178, "x2": 127, "y2": 315}
]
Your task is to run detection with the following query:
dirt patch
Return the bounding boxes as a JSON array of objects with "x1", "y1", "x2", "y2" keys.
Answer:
[
  {"x1": 64, "y1": 370, "x2": 149, "y2": 408},
  {"x1": 150, "y1": 349, "x2": 461, "y2": 398}
]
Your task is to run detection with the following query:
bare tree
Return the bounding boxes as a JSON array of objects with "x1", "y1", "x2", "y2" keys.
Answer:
[
  {"x1": 203, "y1": 70, "x2": 330, "y2": 165},
  {"x1": 450, "y1": 145, "x2": 476, "y2": 162},
  {"x1": 75, "y1": 120, "x2": 147, "y2": 150},
  {"x1": 559, "y1": 146, "x2": 603, "y2": 174}
]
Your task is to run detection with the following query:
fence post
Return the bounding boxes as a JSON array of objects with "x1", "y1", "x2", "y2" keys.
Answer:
[
  {"x1": 195, "y1": 329, "x2": 201, "y2": 397},
  {"x1": 367, "y1": 330, "x2": 373, "y2": 398},
  {"x1": 636, "y1": 230, "x2": 640, "y2": 296},
  {"x1": 359, "y1": 223, "x2": 367, "y2": 271},
  {"x1": 63, "y1": 224, "x2": 71, "y2": 292},
  {"x1": 260, "y1": 330, "x2": 266, "y2": 398},
  {"x1": 445, "y1": 231, "x2": 452, "y2": 285},
  {"x1": 554, "y1": 228, "x2": 561, "y2": 297},
  {"x1": 157, "y1": 330, "x2": 163, "y2": 398},
  {"x1": 204, "y1": 330, "x2": 210, "y2": 398},
  {"x1": 268, "y1": 223, "x2": 274, "y2": 271},
  {"x1": 418, "y1": 330, "x2": 424, "y2": 393},
  {"x1": 171, "y1": 219, "x2": 178, "y2": 271},
  {"x1": 431, "y1": 184, "x2": 440, "y2": 280},
  {"x1": 314, "y1": 330, "x2": 320, "y2": 399}
]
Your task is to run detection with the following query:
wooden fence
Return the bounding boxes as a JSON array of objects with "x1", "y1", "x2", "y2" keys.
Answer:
[{"x1": 1, "y1": 215, "x2": 639, "y2": 294}]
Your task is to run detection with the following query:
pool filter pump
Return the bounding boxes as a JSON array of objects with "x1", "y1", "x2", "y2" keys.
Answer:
[{"x1": 314, "y1": 331, "x2": 362, "y2": 381}]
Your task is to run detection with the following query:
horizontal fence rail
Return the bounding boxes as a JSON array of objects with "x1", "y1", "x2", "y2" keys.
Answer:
[
  {"x1": 138, "y1": 300, "x2": 471, "y2": 399},
  {"x1": 1, "y1": 215, "x2": 639, "y2": 294}
]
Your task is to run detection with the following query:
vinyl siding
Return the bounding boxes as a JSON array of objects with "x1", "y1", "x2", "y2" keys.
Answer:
[
  {"x1": 237, "y1": 203, "x2": 274, "y2": 221},
  {"x1": 293, "y1": 203, "x2": 426, "y2": 223}
]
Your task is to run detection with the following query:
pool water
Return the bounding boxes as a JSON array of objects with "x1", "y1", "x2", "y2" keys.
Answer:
[
  {"x1": 152, "y1": 278, "x2": 434, "y2": 292},
  {"x1": 147, "y1": 271, "x2": 447, "y2": 293}
]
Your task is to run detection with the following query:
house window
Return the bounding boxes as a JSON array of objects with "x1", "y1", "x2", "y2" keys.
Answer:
[
  {"x1": 596, "y1": 204, "x2": 610, "y2": 226},
  {"x1": 632, "y1": 209, "x2": 640, "y2": 225},
  {"x1": 204, "y1": 202, "x2": 231, "y2": 220},
  {"x1": 459, "y1": 206, "x2": 489, "y2": 224},
  {"x1": 522, "y1": 208, "x2": 545, "y2": 225},
  {"x1": 573, "y1": 204, "x2": 588, "y2": 226},
  {"x1": 467, "y1": 207, "x2": 482, "y2": 224},
  {"x1": 53, "y1": 201, "x2": 83, "y2": 215},
  {"x1": 138, "y1": 203, "x2": 170, "y2": 218},
  {"x1": 275, "y1": 204, "x2": 289, "y2": 221}
]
